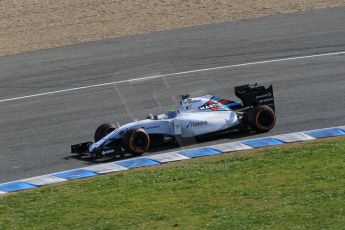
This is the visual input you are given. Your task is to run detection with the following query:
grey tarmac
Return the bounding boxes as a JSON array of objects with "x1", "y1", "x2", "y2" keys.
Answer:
[{"x1": 0, "y1": 7, "x2": 344, "y2": 182}]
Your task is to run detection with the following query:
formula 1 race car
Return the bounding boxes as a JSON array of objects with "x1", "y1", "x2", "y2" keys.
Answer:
[{"x1": 71, "y1": 83, "x2": 276, "y2": 159}]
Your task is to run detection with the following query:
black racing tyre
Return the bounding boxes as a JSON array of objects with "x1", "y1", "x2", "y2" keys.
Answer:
[
  {"x1": 122, "y1": 128, "x2": 150, "y2": 155},
  {"x1": 247, "y1": 105, "x2": 276, "y2": 132},
  {"x1": 94, "y1": 123, "x2": 116, "y2": 142}
]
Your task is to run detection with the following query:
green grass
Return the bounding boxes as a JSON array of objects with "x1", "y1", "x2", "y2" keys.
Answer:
[{"x1": 1, "y1": 137, "x2": 345, "y2": 229}]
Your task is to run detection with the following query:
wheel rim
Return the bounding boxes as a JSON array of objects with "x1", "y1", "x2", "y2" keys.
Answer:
[
  {"x1": 133, "y1": 132, "x2": 148, "y2": 148},
  {"x1": 256, "y1": 108, "x2": 275, "y2": 130},
  {"x1": 129, "y1": 129, "x2": 150, "y2": 154}
]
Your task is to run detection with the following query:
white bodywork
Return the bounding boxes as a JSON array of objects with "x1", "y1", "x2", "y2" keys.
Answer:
[{"x1": 89, "y1": 95, "x2": 240, "y2": 153}]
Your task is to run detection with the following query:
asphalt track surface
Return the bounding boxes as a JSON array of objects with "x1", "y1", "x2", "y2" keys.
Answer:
[{"x1": 1, "y1": 7, "x2": 345, "y2": 183}]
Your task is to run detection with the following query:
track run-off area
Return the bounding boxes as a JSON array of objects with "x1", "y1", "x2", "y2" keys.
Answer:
[{"x1": 0, "y1": 7, "x2": 345, "y2": 183}]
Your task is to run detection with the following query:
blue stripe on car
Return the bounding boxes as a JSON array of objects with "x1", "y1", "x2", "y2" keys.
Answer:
[{"x1": 226, "y1": 102, "x2": 241, "y2": 107}]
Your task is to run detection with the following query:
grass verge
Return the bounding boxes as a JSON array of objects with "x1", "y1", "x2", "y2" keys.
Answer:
[{"x1": 1, "y1": 137, "x2": 345, "y2": 229}]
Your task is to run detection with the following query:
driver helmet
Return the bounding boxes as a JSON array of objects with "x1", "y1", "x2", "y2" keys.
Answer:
[{"x1": 166, "y1": 108, "x2": 177, "y2": 119}]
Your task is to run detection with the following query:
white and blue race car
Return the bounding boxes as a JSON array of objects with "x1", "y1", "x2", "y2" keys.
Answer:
[{"x1": 71, "y1": 84, "x2": 276, "y2": 158}]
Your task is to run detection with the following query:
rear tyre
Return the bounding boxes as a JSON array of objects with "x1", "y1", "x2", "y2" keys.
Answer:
[
  {"x1": 122, "y1": 128, "x2": 150, "y2": 155},
  {"x1": 94, "y1": 123, "x2": 116, "y2": 142},
  {"x1": 247, "y1": 105, "x2": 276, "y2": 132}
]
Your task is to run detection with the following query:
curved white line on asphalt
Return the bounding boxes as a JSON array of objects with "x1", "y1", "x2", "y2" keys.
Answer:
[{"x1": 1, "y1": 50, "x2": 345, "y2": 103}]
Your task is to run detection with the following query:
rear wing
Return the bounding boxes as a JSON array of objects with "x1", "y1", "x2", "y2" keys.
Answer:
[{"x1": 234, "y1": 84, "x2": 275, "y2": 111}]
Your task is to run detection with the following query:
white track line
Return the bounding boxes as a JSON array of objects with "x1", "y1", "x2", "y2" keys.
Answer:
[{"x1": 1, "y1": 50, "x2": 345, "y2": 103}]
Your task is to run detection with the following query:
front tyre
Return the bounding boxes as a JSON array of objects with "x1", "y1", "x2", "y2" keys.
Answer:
[
  {"x1": 247, "y1": 105, "x2": 276, "y2": 132},
  {"x1": 122, "y1": 128, "x2": 150, "y2": 155},
  {"x1": 94, "y1": 123, "x2": 116, "y2": 142}
]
